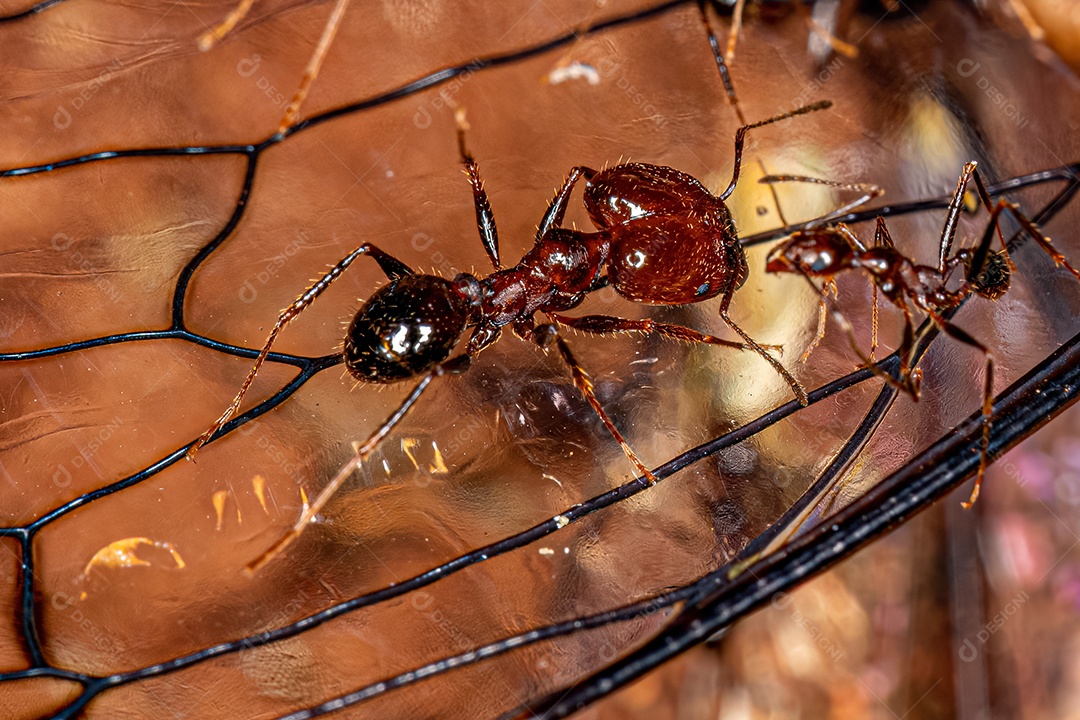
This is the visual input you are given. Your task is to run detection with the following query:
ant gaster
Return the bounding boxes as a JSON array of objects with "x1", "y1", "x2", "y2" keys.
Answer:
[
  {"x1": 188, "y1": 99, "x2": 832, "y2": 572},
  {"x1": 766, "y1": 161, "x2": 1080, "y2": 507}
]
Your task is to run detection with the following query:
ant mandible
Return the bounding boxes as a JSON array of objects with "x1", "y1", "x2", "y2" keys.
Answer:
[
  {"x1": 765, "y1": 161, "x2": 1080, "y2": 507},
  {"x1": 186, "y1": 94, "x2": 833, "y2": 572}
]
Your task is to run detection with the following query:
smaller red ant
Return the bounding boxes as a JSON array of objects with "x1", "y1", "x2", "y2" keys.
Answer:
[
  {"x1": 187, "y1": 96, "x2": 836, "y2": 572},
  {"x1": 765, "y1": 161, "x2": 1080, "y2": 507}
]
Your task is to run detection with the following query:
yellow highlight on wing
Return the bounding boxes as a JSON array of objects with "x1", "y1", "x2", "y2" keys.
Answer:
[
  {"x1": 401, "y1": 437, "x2": 450, "y2": 475},
  {"x1": 252, "y1": 474, "x2": 269, "y2": 513},
  {"x1": 212, "y1": 490, "x2": 228, "y2": 531},
  {"x1": 83, "y1": 538, "x2": 186, "y2": 576}
]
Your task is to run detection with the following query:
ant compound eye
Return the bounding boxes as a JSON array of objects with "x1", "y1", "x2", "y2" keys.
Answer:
[
  {"x1": 810, "y1": 250, "x2": 834, "y2": 273},
  {"x1": 696, "y1": 282, "x2": 710, "y2": 296}
]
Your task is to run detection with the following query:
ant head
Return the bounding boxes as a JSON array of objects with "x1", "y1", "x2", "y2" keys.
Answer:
[
  {"x1": 959, "y1": 249, "x2": 1011, "y2": 300},
  {"x1": 766, "y1": 229, "x2": 852, "y2": 277},
  {"x1": 344, "y1": 274, "x2": 473, "y2": 383}
]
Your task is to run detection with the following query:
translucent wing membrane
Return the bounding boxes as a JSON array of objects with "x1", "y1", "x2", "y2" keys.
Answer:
[{"x1": 1, "y1": 1, "x2": 1079, "y2": 718}]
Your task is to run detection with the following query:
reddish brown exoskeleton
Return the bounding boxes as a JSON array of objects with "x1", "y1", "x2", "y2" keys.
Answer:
[
  {"x1": 766, "y1": 161, "x2": 1080, "y2": 507},
  {"x1": 186, "y1": 96, "x2": 834, "y2": 572}
]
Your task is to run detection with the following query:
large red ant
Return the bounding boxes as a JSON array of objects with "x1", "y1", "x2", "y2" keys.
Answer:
[
  {"x1": 186, "y1": 0, "x2": 851, "y2": 572},
  {"x1": 765, "y1": 161, "x2": 1080, "y2": 507},
  {"x1": 187, "y1": 96, "x2": 835, "y2": 572}
]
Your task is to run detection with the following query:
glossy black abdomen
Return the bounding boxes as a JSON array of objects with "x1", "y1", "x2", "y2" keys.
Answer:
[{"x1": 345, "y1": 274, "x2": 471, "y2": 383}]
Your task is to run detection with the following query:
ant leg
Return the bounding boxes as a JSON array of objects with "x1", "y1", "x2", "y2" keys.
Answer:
[
  {"x1": 698, "y1": 1, "x2": 743, "y2": 121},
  {"x1": 974, "y1": 167, "x2": 1017, "y2": 254},
  {"x1": 800, "y1": 277, "x2": 835, "y2": 363},
  {"x1": 926, "y1": 310, "x2": 993, "y2": 508},
  {"x1": 535, "y1": 166, "x2": 597, "y2": 242},
  {"x1": 455, "y1": 109, "x2": 502, "y2": 270},
  {"x1": 197, "y1": 0, "x2": 256, "y2": 51},
  {"x1": 547, "y1": 312, "x2": 779, "y2": 352},
  {"x1": 896, "y1": 307, "x2": 922, "y2": 397},
  {"x1": 763, "y1": 236, "x2": 833, "y2": 361},
  {"x1": 719, "y1": 101, "x2": 832, "y2": 202},
  {"x1": 278, "y1": 0, "x2": 352, "y2": 133},
  {"x1": 200, "y1": 0, "x2": 351, "y2": 132},
  {"x1": 245, "y1": 353, "x2": 473, "y2": 574},
  {"x1": 1001, "y1": 202, "x2": 1080, "y2": 283},
  {"x1": 790, "y1": 0, "x2": 860, "y2": 60},
  {"x1": 866, "y1": 218, "x2": 883, "y2": 363},
  {"x1": 937, "y1": 161, "x2": 986, "y2": 273},
  {"x1": 869, "y1": 279, "x2": 880, "y2": 363},
  {"x1": 725, "y1": 0, "x2": 747, "y2": 64},
  {"x1": 187, "y1": 243, "x2": 413, "y2": 460},
  {"x1": 526, "y1": 321, "x2": 658, "y2": 485},
  {"x1": 963, "y1": 165, "x2": 1014, "y2": 264},
  {"x1": 830, "y1": 302, "x2": 921, "y2": 399},
  {"x1": 698, "y1": 0, "x2": 792, "y2": 226},
  {"x1": 715, "y1": 266, "x2": 808, "y2": 405},
  {"x1": 777, "y1": 260, "x2": 835, "y2": 363},
  {"x1": 759, "y1": 175, "x2": 885, "y2": 227},
  {"x1": 764, "y1": 226, "x2": 863, "y2": 362},
  {"x1": 969, "y1": 163, "x2": 1000, "y2": 219}
]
